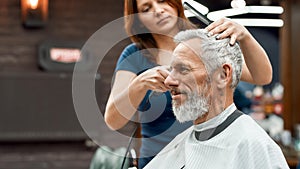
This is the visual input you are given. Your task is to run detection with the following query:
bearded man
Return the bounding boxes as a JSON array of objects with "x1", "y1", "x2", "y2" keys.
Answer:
[{"x1": 143, "y1": 29, "x2": 289, "y2": 169}]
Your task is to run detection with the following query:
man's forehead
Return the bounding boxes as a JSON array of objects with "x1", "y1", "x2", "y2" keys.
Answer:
[
  {"x1": 173, "y1": 40, "x2": 203, "y2": 62},
  {"x1": 180, "y1": 38, "x2": 202, "y2": 58},
  {"x1": 172, "y1": 44, "x2": 204, "y2": 68},
  {"x1": 173, "y1": 45, "x2": 195, "y2": 62}
]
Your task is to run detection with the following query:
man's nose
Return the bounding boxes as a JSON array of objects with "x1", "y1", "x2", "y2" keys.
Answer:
[{"x1": 164, "y1": 74, "x2": 179, "y2": 88}]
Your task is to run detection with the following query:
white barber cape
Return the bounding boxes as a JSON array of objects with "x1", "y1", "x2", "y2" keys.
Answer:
[{"x1": 144, "y1": 105, "x2": 289, "y2": 169}]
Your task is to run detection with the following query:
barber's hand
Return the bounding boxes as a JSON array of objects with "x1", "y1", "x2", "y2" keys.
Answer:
[
  {"x1": 137, "y1": 66, "x2": 170, "y2": 93},
  {"x1": 205, "y1": 18, "x2": 250, "y2": 45}
]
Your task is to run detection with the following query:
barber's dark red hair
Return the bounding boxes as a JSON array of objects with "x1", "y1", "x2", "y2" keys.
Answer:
[{"x1": 124, "y1": 0, "x2": 196, "y2": 61}]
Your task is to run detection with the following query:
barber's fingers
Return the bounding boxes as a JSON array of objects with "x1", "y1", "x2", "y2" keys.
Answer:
[
  {"x1": 216, "y1": 28, "x2": 238, "y2": 45},
  {"x1": 156, "y1": 66, "x2": 170, "y2": 79},
  {"x1": 205, "y1": 18, "x2": 247, "y2": 45},
  {"x1": 206, "y1": 18, "x2": 235, "y2": 36},
  {"x1": 154, "y1": 66, "x2": 171, "y2": 91},
  {"x1": 229, "y1": 34, "x2": 238, "y2": 45},
  {"x1": 140, "y1": 67, "x2": 170, "y2": 92},
  {"x1": 147, "y1": 76, "x2": 169, "y2": 92},
  {"x1": 205, "y1": 18, "x2": 226, "y2": 33}
]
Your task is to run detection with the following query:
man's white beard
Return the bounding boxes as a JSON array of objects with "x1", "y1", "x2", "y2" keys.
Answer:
[{"x1": 173, "y1": 92, "x2": 209, "y2": 123}]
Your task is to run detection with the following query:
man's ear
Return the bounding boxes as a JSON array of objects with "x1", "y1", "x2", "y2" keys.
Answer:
[{"x1": 215, "y1": 64, "x2": 232, "y2": 89}]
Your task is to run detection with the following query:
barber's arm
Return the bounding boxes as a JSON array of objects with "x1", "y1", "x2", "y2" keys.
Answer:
[
  {"x1": 205, "y1": 18, "x2": 272, "y2": 85},
  {"x1": 104, "y1": 66, "x2": 170, "y2": 130}
]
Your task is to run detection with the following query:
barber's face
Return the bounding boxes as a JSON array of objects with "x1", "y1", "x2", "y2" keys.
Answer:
[
  {"x1": 136, "y1": 0, "x2": 179, "y2": 35},
  {"x1": 165, "y1": 43, "x2": 210, "y2": 122}
]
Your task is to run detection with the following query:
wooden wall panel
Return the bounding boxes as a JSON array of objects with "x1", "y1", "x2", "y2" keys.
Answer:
[
  {"x1": 281, "y1": 0, "x2": 300, "y2": 131},
  {"x1": 291, "y1": 0, "x2": 300, "y2": 128}
]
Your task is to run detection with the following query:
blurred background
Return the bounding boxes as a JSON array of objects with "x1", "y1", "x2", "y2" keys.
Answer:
[{"x1": 0, "y1": 0, "x2": 299, "y2": 168}]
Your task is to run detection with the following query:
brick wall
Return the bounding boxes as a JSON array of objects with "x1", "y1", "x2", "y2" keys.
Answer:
[{"x1": 0, "y1": 0, "x2": 130, "y2": 112}]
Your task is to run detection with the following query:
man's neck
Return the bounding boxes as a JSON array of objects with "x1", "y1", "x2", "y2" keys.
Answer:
[{"x1": 193, "y1": 101, "x2": 234, "y2": 125}]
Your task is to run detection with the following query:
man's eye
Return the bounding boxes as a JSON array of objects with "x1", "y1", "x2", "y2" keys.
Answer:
[
  {"x1": 172, "y1": 64, "x2": 191, "y2": 74},
  {"x1": 179, "y1": 67, "x2": 190, "y2": 74},
  {"x1": 158, "y1": 0, "x2": 165, "y2": 3}
]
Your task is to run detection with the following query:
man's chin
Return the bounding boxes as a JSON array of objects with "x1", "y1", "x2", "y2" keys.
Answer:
[
  {"x1": 172, "y1": 97, "x2": 187, "y2": 107},
  {"x1": 174, "y1": 114, "x2": 192, "y2": 123},
  {"x1": 172, "y1": 90, "x2": 210, "y2": 123},
  {"x1": 172, "y1": 101, "x2": 209, "y2": 123},
  {"x1": 172, "y1": 102, "x2": 181, "y2": 108},
  {"x1": 174, "y1": 110, "x2": 208, "y2": 123},
  {"x1": 173, "y1": 105, "x2": 194, "y2": 123}
]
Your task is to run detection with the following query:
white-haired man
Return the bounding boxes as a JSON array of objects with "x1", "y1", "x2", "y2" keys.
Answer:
[{"x1": 143, "y1": 29, "x2": 289, "y2": 169}]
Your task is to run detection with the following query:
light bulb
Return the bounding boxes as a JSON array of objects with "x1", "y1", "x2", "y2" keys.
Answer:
[
  {"x1": 231, "y1": 0, "x2": 246, "y2": 9},
  {"x1": 28, "y1": 0, "x2": 39, "y2": 10}
]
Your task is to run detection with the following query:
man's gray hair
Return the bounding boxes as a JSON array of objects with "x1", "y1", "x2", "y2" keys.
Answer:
[{"x1": 174, "y1": 29, "x2": 244, "y2": 89}]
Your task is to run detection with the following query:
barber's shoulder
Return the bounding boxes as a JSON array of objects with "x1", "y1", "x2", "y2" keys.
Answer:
[
  {"x1": 124, "y1": 43, "x2": 139, "y2": 52},
  {"x1": 118, "y1": 43, "x2": 140, "y2": 63},
  {"x1": 120, "y1": 43, "x2": 141, "y2": 59}
]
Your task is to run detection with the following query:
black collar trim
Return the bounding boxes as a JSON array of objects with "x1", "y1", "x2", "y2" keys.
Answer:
[{"x1": 194, "y1": 110, "x2": 243, "y2": 141}]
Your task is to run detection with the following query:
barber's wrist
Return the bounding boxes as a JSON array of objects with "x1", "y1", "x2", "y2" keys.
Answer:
[{"x1": 129, "y1": 78, "x2": 148, "y2": 96}]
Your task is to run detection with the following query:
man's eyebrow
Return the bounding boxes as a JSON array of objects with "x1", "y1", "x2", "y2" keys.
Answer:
[
  {"x1": 173, "y1": 61, "x2": 205, "y2": 72},
  {"x1": 173, "y1": 62, "x2": 190, "y2": 68}
]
